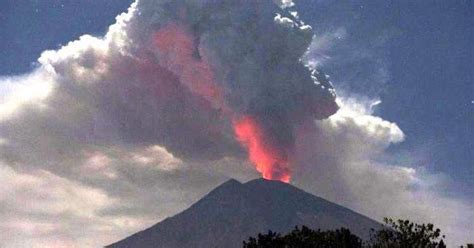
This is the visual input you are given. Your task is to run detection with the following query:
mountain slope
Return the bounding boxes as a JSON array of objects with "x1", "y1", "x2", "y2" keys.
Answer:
[{"x1": 106, "y1": 178, "x2": 381, "y2": 248}]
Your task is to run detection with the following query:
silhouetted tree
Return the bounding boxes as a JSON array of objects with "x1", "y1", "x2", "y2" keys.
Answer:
[
  {"x1": 243, "y1": 218, "x2": 448, "y2": 248},
  {"x1": 369, "y1": 218, "x2": 446, "y2": 248},
  {"x1": 243, "y1": 226, "x2": 363, "y2": 248},
  {"x1": 243, "y1": 230, "x2": 286, "y2": 248}
]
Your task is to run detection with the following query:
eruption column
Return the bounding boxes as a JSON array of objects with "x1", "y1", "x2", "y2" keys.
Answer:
[
  {"x1": 147, "y1": 2, "x2": 338, "y2": 183},
  {"x1": 234, "y1": 116, "x2": 291, "y2": 183}
]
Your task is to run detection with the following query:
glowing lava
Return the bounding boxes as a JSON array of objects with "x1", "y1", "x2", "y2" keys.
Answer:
[{"x1": 233, "y1": 116, "x2": 291, "y2": 183}]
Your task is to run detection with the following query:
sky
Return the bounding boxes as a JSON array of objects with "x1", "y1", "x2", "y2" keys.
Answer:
[
  {"x1": 296, "y1": 0, "x2": 474, "y2": 198},
  {"x1": 0, "y1": 0, "x2": 472, "y2": 247}
]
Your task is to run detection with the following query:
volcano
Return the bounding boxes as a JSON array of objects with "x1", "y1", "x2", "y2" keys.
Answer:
[{"x1": 106, "y1": 179, "x2": 382, "y2": 248}]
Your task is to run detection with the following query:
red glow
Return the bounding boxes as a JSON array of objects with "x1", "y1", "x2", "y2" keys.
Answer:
[
  {"x1": 233, "y1": 116, "x2": 291, "y2": 183},
  {"x1": 153, "y1": 23, "x2": 292, "y2": 182},
  {"x1": 153, "y1": 23, "x2": 226, "y2": 110}
]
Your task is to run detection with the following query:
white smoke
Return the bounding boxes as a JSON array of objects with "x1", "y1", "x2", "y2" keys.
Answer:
[{"x1": 293, "y1": 98, "x2": 473, "y2": 245}]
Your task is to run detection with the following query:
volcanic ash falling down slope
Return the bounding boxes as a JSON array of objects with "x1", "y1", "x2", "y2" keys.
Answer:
[{"x1": 132, "y1": 0, "x2": 339, "y2": 182}]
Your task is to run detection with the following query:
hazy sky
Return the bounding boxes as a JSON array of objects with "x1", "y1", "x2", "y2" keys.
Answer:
[{"x1": 0, "y1": 0, "x2": 472, "y2": 247}]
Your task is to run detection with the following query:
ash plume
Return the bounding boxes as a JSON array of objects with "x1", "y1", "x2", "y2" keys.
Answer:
[
  {"x1": 0, "y1": 0, "x2": 337, "y2": 183},
  {"x1": 127, "y1": 0, "x2": 339, "y2": 181},
  {"x1": 0, "y1": 0, "x2": 341, "y2": 233}
]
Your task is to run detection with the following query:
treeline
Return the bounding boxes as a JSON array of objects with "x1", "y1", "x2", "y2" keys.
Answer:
[{"x1": 243, "y1": 218, "x2": 449, "y2": 248}]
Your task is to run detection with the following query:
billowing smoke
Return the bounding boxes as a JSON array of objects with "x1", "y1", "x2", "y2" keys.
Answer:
[
  {"x1": 0, "y1": 0, "x2": 338, "y2": 185},
  {"x1": 130, "y1": 0, "x2": 338, "y2": 181},
  {"x1": 0, "y1": 0, "x2": 338, "y2": 183}
]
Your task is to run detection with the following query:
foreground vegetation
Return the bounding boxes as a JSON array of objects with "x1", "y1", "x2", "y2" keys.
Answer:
[{"x1": 243, "y1": 218, "x2": 447, "y2": 248}]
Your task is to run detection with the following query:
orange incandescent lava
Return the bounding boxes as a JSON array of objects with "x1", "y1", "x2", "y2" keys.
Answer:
[{"x1": 233, "y1": 116, "x2": 291, "y2": 183}]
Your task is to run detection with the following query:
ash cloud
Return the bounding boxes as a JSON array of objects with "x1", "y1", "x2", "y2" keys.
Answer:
[
  {"x1": 124, "y1": 0, "x2": 339, "y2": 177},
  {"x1": 2, "y1": 0, "x2": 337, "y2": 166}
]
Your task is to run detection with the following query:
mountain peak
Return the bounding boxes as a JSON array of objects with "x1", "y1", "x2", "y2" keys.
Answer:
[
  {"x1": 107, "y1": 178, "x2": 381, "y2": 248},
  {"x1": 244, "y1": 177, "x2": 294, "y2": 188},
  {"x1": 245, "y1": 177, "x2": 282, "y2": 184},
  {"x1": 219, "y1": 178, "x2": 242, "y2": 188},
  {"x1": 202, "y1": 178, "x2": 242, "y2": 198}
]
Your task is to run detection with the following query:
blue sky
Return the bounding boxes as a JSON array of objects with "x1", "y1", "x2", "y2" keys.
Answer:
[
  {"x1": 298, "y1": 0, "x2": 473, "y2": 199},
  {"x1": 2, "y1": 0, "x2": 471, "y2": 197},
  {"x1": 0, "y1": 0, "x2": 133, "y2": 74}
]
